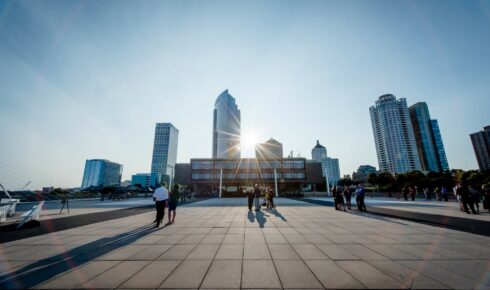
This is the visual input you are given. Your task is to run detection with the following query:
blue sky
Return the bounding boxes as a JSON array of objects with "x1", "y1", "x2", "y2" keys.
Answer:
[{"x1": 1, "y1": 0, "x2": 489, "y2": 189}]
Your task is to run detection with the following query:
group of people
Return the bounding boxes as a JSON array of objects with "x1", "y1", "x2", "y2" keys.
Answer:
[
  {"x1": 247, "y1": 184, "x2": 275, "y2": 211},
  {"x1": 152, "y1": 183, "x2": 180, "y2": 227},
  {"x1": 454, "y1": 183, "x2": 490, "y2": 214},
  {"x1": 333, "y1": 184, "x2": 366, "y2": 212}
]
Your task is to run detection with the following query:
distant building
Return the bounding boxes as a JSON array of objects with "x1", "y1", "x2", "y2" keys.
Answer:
[
  {"x1": 370, "y1": 94, "x2": 421, "y2": 174},
  {"x1": 131, "y1": 173, "x2": 151, "y2": 188},
  {"x1": 120, "y1": 180, "x2": 131, "y2": 187},
  {"x1": 255, "y1": 138, "x2": 283, "y2": 160},
  {"x1": 42, "y1": 187, "x2": 54, "y2": 194},
  {"x1": 81, "y1": 159, "x2": 123, "y2": 189},
  {"x1": 470, "y1": 126, "x2": 490, "y2": 171},
  {"x1": 409, "y1": 102, "x2": 449, "y2": 172},
  {"x1": 212, "y1": 90, "x2": 241, "y2": 159},
  {"x1": 311, "y1": 140, "x2": 340, "y2": 186},
  {"x1": 150, "y1": 123, "x2": 179, "y2": 187},
  {"x1": 352, "y1": 165, "x2": 377, "y2": 184},
  {"x1": 311, "y1": 140, "x2": 327, "y2": 162}
]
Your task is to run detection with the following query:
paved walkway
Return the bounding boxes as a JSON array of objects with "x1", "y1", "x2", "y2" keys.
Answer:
[{"x1": 1, "y1": 198, "x2": 489, "y2": 289}]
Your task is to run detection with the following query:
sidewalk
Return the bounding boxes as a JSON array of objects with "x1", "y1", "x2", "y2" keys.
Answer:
[{"x1": 1, "y1": 198, "x2": 489, "y2": 289}]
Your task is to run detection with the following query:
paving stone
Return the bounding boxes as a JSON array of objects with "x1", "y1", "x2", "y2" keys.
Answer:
[
  {"x1": 242, "y1": 260, "x2": 282, "y2": 289},
  {"x1": 119, "y1": 260, "x2": 180, "y2": 288},
  {"x1": 337, "y1": 260, "x2": 407, "y2": 289},
  {"x1": 282, "y1": 233, "x2": 309, "y2": 244},
  {"x1": 128, "y1": 244, "x2": 172, "y2": 260},
  {"x1": 367, "y1": 260, "x2": 450, "y2": 289},
  {"x1": 81, "y1": 261, "x2": 150, "y2": 288},
  {"x1": 340, "y1": 244, "x2": 389, "y2": 260},
  {"x1": 97, "y1": 245, "x2": 150, "y2": 260},
  {"x1": 155, "y1": 234, "x2": 186, "y2": 244},
  {"x1": 364, "y1": 244, "x2": 419, "y2": 260},
  {"x1": 158, "y1": 244, "x2": 195, "y2": 260},
  {"x1": 201, "y1": 234, "x2": 225, "y2": 244},
  {"x1": 200, "y1": 260, "x2": 242, "y2": 288},
  {"x1": 268, "y1": 244, "x2": 300, "y2": 260},
  {"x1": 305, "y1": 260, "x2": 366, "y2": 289},
  {"x1": 429, "y1": 260, "x2": 490, "y2": 285},
  {"x1": 303, "y1": 233, "x2": 333, "y2": 244},
  {"x1": 186, "y1": 244, "x2": 220, "y2": 259},
  {"x1": 227, "y1": 227, "x2": 245, "y2": 234},
  {"x1": 222, "y1": 234, "x2": 244, "y2": 244},
  {"x1": 215, "y1": 244, "x2": 244, "y2": 259},
  {"x1": 37, "y1": 261, "x2": 120, "y2": 289},
  {"x1": 275, "y1": 260, "x2": 323, "y2": 288},
  {"x1": 292, "y1": 244, "x2": 329, "y2": 260},
  {"x1": 159, "y1": 260, "x2": 211, "y2": 288},
  {"x1": 178, "y1": 234, "x2": 205, "y2": 244},
  {"x1": 244, "y1": 242, "x2": 271, "y2": 259},
  {"x1": 316, "y1": 244, "x2": 359, "y2": 260},
  {"x1": 264, "y1": 233, "x2": 288, "y2": 244}
]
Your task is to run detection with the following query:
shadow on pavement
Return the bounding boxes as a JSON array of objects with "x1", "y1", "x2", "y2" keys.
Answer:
[
  {"x1": 0, "y1": 224, "x2": 162, "y2": 289},
  {"x1": 255, "y1": 211, "x2": 267, "y2": 228}
]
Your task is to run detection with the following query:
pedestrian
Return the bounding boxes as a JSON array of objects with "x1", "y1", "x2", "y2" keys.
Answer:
[
  {"x1": 344, "y1": 186, "x2": 352, "y2": 210},
  {"x1": 333, "y1": 186, "x2": 340, "y2": 210},
  {"x1": 168, "y1": 184, "x2": 180, "y2": 225},
  {"x1": 152, "y1": 182, "x2": 169, "y2": 227},
  {"x1": 355, "y1": 184, "x2": 366, "y2": 212},
  {"x1": 457, "y1": 184, "x2": 477, "y2": 214},
  {"x1": 409, "y1": 186, "x2": 416, "y2": 201},
  {"x1": 268, "y1": 189, "x2": 275, "y2": 209},
  {"x1": 482, "y1": 184, "x2": 490, "y2": 212},
  {"x1": 254, "y1": 184, "x2": 261, "y2": 211},
  {"x1": 442, "y1": 186, "x2": 449, "y2": 201},
  {"x1": 247, "y1": 188, "x2": 254, "y2": 211},
  {"x1": 402, "y1": 186, "x2": 409, "y2": 201},
  {"x1": 469, "y1": 185, "x2": 481, "y2": 213},
  {"x1": 435, "y1": 187, "x2": 441, "y2": 201}
]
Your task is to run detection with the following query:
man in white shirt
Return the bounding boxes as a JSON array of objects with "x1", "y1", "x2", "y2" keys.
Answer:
[{"x1": 153, "y1": 183, "x2": 169, "y2": 227}]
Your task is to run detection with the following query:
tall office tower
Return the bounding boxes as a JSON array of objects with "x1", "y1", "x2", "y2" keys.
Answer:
[
  {"x1": 212, "y1": 89, "x2": 241, "y2": 159},
  {"x1": 150, "y1": 123, "x2": 179, "y2": 187},
  {"x1": 81, "y1": 159, "x2": 123, "y2": 189},
  {"x1": 409, "y1": 102, "x2": 449, "y2": 172},
  {"x1": 470, "y1": 126, "x2": 490, "y2": 171},
  {"x1": 311, "y1": 140, "x2": 327, "y2": 162},
  {"x1": 310, "y1": 140, "x2": 341, "y2": 185},
  {"x1": 370, "y1": 94, "x2": 421, "y2": 174},
  {"x1": 255, "y1": 138, "x2": 283, "y2": 160}
]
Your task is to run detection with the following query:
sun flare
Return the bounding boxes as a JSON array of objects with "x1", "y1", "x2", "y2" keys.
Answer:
[{"x1": 242, "y1": 132, "x2": 259, "y2": 147}]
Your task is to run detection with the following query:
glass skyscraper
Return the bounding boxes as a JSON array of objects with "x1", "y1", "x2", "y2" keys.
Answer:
[
  {"x1": 470, "y1": 126, "x2": 490, "y2": 171},
  {"x1": 311, "y1": 140, "x2": 340, "y2": 186},
  {"x1": 150, "y1": 123, "x2": 179, "y2": 187},
  {"x1": 212, "y1": 89, "x2": 241, "y2": 159},
  {"x1": 81, "y1": 159, "x2": 123, "y2": 189},
  {"x1": 409, "y1": 102, "x2": 449, "y2": 172},
  {"x1": 370, "y1": 94, "x2": 421, "y2": 174}
]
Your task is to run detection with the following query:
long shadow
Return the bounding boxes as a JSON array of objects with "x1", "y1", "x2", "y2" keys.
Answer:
[
  {"x1": 255, "y1": 211, "x2": 267, "y2": 228},
  {"x1": 268, "y1": 208, "x2": 287, "y2": 221},
  {"x1": 247, "y1": 211, "x2": 255, "y2": 223},
  {"x1": 0, "y1": 224, "x2": 162, "y2": 289}
]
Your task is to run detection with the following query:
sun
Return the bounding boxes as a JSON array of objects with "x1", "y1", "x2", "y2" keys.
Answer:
[{"x1": 242, "y1": 132, "x2": 259, "y2": 148}]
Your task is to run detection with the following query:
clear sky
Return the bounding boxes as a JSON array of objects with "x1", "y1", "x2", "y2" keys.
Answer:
[{"x1": 1, "y1": 0, "x2": 489, "y2": 190}]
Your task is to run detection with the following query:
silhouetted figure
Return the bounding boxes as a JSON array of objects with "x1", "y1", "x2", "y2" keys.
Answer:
[
  {"x1": 247, "y1": 189, "x2": 254, "y2": 211},
  {"x1": 153, "y1": 183, "x2": 169, "y2": 227},
  {"x1": 457, "y1": 184, "x2": 477, "y2": 214},
  {"x1": 254, "y1": 184, "x2": 261, "y2": 211},
  {"x1": 355, "y1": 184, "x2": 366, "y2": 212},
  {"x1": 344, "y1": 186, "x2": 352, "y2": 210},
  {"x1": 402, "y1": 186, "x2": 409, "y2": 201}
]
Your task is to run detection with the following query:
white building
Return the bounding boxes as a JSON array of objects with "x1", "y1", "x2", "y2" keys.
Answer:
[{"x1": 311, "y1": 140, "x2": 340, "y2": 186}]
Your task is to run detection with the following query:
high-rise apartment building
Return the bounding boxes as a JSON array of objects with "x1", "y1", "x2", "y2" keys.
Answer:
[
  {"x1": 255, "y1": 138, "x2": 283, "y2": 160},
  {"x1": 470, "y1": 126, "x2": 490, "y2": 171},
  {"x1": 212, "y1": 90, "x2": 241, "y2": 159},
  {"x1": 150, "y1": 123, "x2": 179, "y2": 187},
  {"x1": 370, "y1": 94, "x2": 421, "y2": 174},
  {"x1": 409, "y1": 102, "x2": 449, "y2": 172},
  {"x1": 81, "y1": 159, "x2": 123, "y2": 189},
  {"x1": 311, "y1": 140, "x2": 340, "y2": 186}
]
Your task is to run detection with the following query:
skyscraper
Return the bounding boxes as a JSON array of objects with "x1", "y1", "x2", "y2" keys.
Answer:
[
  {"x1": 255, "y1": 138, "x2": 283, "y2": 160},
  {"x1": 311, "y1": 140, "x2": 340, "y2": 186},
  {"x1": 212, "y1": 89, "x2": 241, "y2": 159},
  {"x1": 150, "y1": 123, "x2": 179, "y2": 187},
  {"x1": 370, "y1": 94, "x2": 421, "y2": 174},
  {"x1": 81, "y1": 159, "x2": 122, "y2": 189},
  {"x1": 470, "y1": 126, "x2": 490, "y2": 171},
  {"x1": 409, "y1": 102, "x2": 449, "y2": 172}
]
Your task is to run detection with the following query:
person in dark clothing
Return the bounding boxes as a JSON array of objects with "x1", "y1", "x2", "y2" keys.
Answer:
[
  {"x1": 333, "y1": 186, "x2": 340, "y2": 210},
  {"x1": 469, "y1": 185, "x2": 480, "y2": 213},
  {"x1": 343, "y1": 186, "x2": 352, "y2": 210},
  {"x1": 457, "y1": 184, "x2": 477, "y2": 214},
  {"x1": 482, "y1": 184, "x2": 490, "y2": 212},
  {"x1": 247, "y1": 189, "x2": 254, "y2": 211},
  {"x1": 410, "y1": 186, "x2": 416, "y2": 201},
  {"x1": 355, "y1": 184, "x2": 366, "y2": 211},
  {"x1": 402, "y1": 186, "x2": 409, "y2": 201},
  {"x1": 254, "y1": 184, "x2": 261, "y2": 211},
  {"x1": 168, "y1": 184, "x2": 180, "y2": 224}
]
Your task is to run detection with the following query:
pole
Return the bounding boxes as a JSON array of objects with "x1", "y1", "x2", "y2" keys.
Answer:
[
  {"x1": 274, "y1": 169, "x2": 278, "y2": 198},
  {"x1": 324, "y1": 161, "x2": 331, "y2": 196},
  {"x1": 219, "y1": 169, "x2": 223, "y2": 198}
]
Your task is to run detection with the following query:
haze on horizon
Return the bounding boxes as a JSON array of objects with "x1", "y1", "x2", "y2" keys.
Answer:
[{"x1": 1, "y1": 0, "x2": 489, "y2": 190}]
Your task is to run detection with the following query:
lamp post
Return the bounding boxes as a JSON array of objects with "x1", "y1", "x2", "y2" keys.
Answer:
[
  {"x1": 274, "y1": 168, "x2": 279, "y2": 198},
  {"x1": 219, "y1": 169, "x2": 223, "y2": 198},
  {"x1": 324, "y1": 161, "x2": 331, "y2": 196}
]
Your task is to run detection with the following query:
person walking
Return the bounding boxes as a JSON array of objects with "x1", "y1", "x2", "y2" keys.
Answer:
[
  {"x1": 268, "y1": 189, "x2": 275, "y2": 209},
  {"x1": 247, "y1": 188, "x2": 254, "y2": 211},
  {"x1": 469, "y1": 185, "x2": 480, "y2": 213},
  {"x1": 254, "y1": 184, "x2": 261, "y2": 211},
  {"x1": 402, "y1": 186, "x2": 409, "y2": 201},
  {"x1": 168, "y1": 184, "x2": 180, "y2": 225},
  {"x1": 482, "y1": 184, "x2": 490, "y2": 212},
  {"x1": 355, "y1": 184, "x2": 366, "y2": 212},
  {"x1": 152, "y1": 182, "x2": 169, "y2": 227},
  {"x1": 457, "y1": 184, "x2": 477, "y2": 214},
  {"x1": 333, "y1": 186, "x2": 340, "y2": 210},
  {"x1": 344, "y1": 186, "x2": 352, "y2": 210},
  {"x1": 409, "y1": 186, "x2": 416, "y2": 201},
  {"x1": 441, "y1": 186, "x2": 449, "y2": 201}
]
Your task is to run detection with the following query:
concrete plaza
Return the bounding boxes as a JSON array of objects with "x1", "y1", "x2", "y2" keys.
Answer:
[{"x1": 1, "y1": 198, "x2": 489, "y2": 289}]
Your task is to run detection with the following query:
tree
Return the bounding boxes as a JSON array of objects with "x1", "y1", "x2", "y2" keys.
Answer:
[{"x1": 338, "y1": 177, "x2": 353, "y2": 187}]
